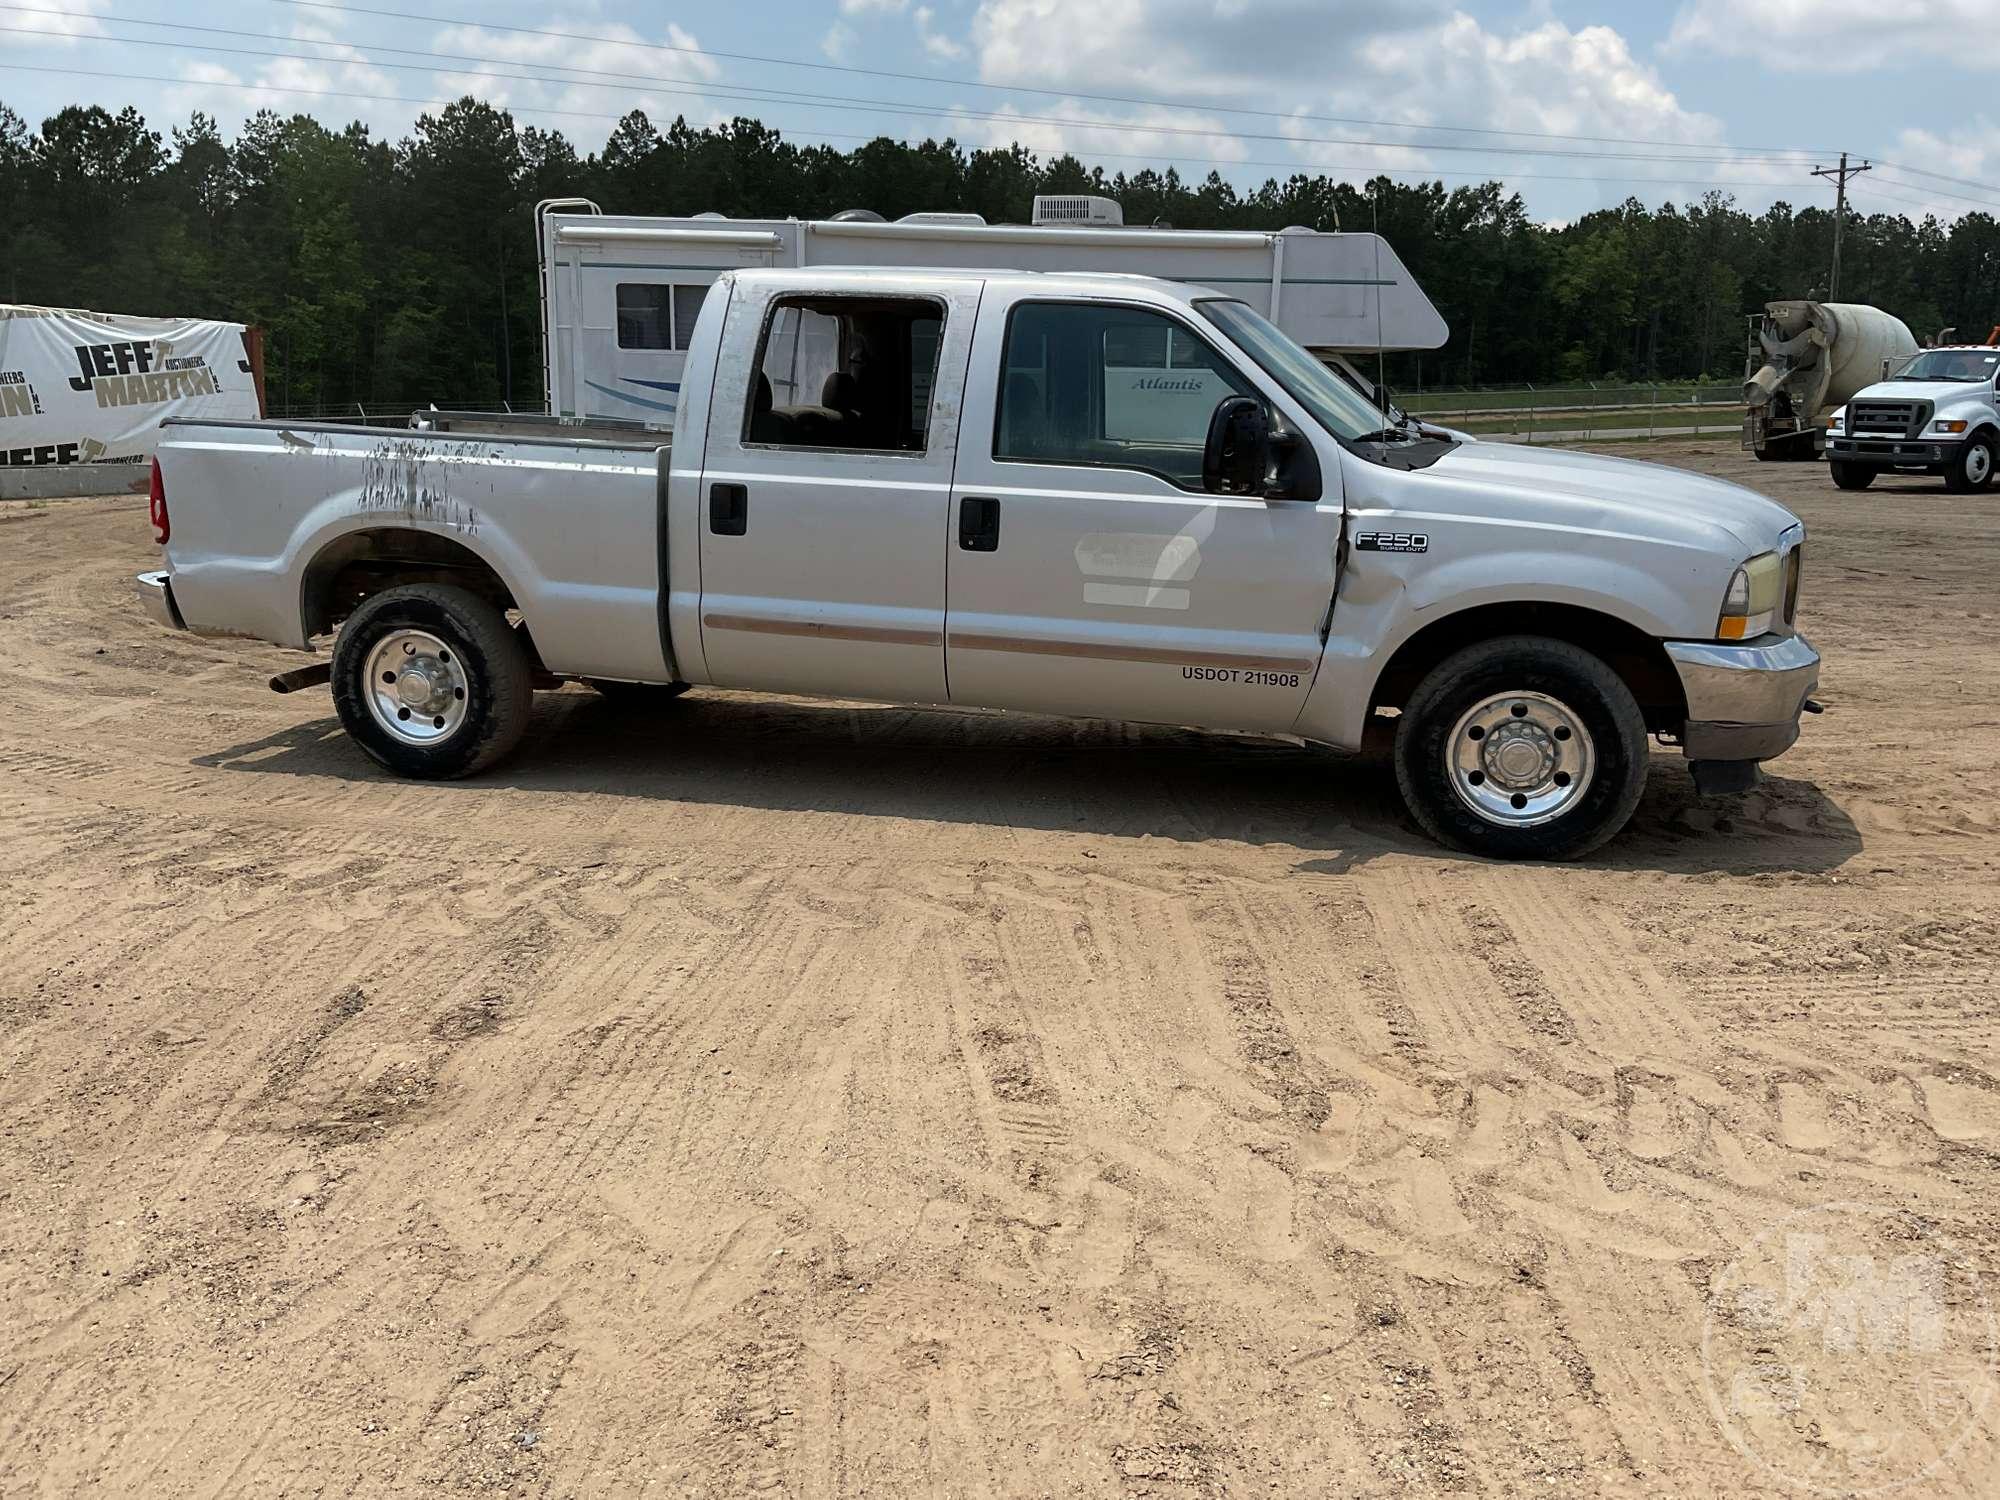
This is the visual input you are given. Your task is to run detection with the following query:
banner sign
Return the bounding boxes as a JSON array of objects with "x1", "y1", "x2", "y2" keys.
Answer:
[{"x1": 0, "y1": 305, "x2": 261, "y2": 468}]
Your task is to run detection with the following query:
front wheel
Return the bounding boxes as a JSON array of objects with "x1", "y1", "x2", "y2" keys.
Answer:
[
  {"x1": 1829, "y1": 461, "x2": 1875, "y2": 491},
  {"x1": 1944, "y1": 434, "x2": 1996, "y2": 494},
  {"x1": 331, "y1": 583, "x2": 533, "y2": 778},
  {"x1": 1393, "y1": 636, "x2": 1649, "y2": 860}
]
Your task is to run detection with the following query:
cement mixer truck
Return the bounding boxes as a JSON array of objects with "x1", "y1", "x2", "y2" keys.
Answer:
[{"x1": 1743, "y1": 300, "x2": 1917, "y2": 461}]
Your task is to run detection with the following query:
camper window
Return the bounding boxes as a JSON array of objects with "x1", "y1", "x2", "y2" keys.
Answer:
[
  {"x1": 995, "y1": 302, "x2": 1257, "y2": 490},
  {"x1": 616, "y1": 283, "x2": 710, "y2": 351},
  {"x1": 743, "y1": 294, "x2": 945, "y2": 454}
]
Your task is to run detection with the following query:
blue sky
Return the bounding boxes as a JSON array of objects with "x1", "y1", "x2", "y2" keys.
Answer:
[{"x1": 4, "y1": 0, "x2": 1996, "y2": 224}]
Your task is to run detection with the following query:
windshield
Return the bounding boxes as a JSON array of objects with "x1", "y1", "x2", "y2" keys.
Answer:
[
  {"x1": 1195, "y1": 298, "x2": 1398, "y2": 442},
  {"x1": 1893, "y1": 349, "x2": 1999, "y2": 383}
]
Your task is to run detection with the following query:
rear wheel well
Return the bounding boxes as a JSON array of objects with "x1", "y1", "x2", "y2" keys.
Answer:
[
  {"x1": 1370, "y1": 603, "x2": 1687, "y2": 733},
  {"x1": 302, "y1": 529, "x2": 517, "y2": 641}
]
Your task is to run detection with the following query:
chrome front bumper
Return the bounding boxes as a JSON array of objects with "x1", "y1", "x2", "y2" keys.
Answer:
[
  {"x1": 1665, "y1": 633, "x2": 1820, "y2": 762},
  {"x1": 136, "y1": 570, "x2": 185, "y2": 631}
]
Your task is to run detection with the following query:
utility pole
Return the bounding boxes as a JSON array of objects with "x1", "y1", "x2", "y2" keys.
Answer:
[{"x1": 1811, "y1": 152, "x2": 1871, "y2": 300}]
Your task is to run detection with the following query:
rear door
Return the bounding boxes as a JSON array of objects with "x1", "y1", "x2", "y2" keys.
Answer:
[
  {"x1": 696, "y1": 276, "x2": 980, "y2": 705},
  {"x1": 944, "y1": 291, "x2": 1343, "y2": 734}
]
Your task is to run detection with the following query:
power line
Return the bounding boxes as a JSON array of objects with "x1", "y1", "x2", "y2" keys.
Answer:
[
  {"x1": 1873, "y1": 159, "x2": 2000, "y2": 198},
  {"x1": 236, "y1": 0, "x2": 1841, "y2": 161},
  {"x1": 27, "y1": 4, "x2": 1829, "y2": 169},
  {"x1": 0, "y1": 58, "x2": 1887, "y2": 203},
  {"x1": 1866, "y1": 166, "x2": 2000, "y2": 211},
  {"x1": 0, "y1": 18, "x2": 1828, "y2": 167}
]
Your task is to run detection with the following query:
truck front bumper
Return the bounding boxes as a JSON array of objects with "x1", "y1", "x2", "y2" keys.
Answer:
[
  {"x1": 1665, "y1": 633, "x2": 1820, "y2": 763},
  {"x1": 1827, "y1": 434, "x2": 1953, "y2": 470},
  {"x1": 136, "y1": 570, "x2": 186, "y2": 632}
]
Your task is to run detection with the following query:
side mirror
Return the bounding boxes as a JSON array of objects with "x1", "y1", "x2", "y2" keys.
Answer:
[{"x1": 1203, "y1": 396, "x2": 1270, "y2": 495}]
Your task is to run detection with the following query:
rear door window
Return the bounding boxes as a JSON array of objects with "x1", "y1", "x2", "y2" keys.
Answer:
[{"x1": 744, "y1": 295, "x2": 946, "y2": 454}]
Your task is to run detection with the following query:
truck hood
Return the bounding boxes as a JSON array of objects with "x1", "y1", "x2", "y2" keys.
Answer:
[
  {"x1": 1849, "y1": 379, "x2": 1992, "y2": 408},
  {"x1": 1413, "y1": 440, "x2": 1800, "y2": 553}
]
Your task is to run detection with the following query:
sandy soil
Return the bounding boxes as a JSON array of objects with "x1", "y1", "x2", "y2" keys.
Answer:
[{"x1": 2, "y1": 444, "x2": 1997, "y2": 1497}]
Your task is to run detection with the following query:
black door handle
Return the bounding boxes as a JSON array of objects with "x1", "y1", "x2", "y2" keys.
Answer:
[
  {"x1": 710, "y1": 482, "x2": 747, "y2": 536},
  {"x1": 958, "y1": 495, "x2": 1000, "y2": 552}
]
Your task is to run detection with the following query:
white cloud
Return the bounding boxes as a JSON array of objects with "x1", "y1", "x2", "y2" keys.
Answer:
[
  {"x1": 1668, "y1": 0, "x2": 2000, "y2": 71},
  {"x1": 959, "y1": 3, "x2": 1775, "y2": 199},
  {"x1": 840, "y1": 0, "x2": 910, "y2": 13},
  {"x1": 944, "y1": 100, "x2": 1252, "y2": 166},
  {"x1": 419, "y1": 18, "x2": 722, "y2": 132},
  {"x1": 156, "y1": 12, "x2": 729, "y2": 145},
  {"x1": 6, "y1": 0, "x2": 109, "y2": 45},
  {"x1": 914, "y1": 6, "x2": 966, "y2": 60},
  {"x1": 1870, "y1": 119, "x2": 2000, "y2": 221},
  {"x1": 162, "y1": 22, "x2": 405, "y2": 137},
  {"x1": 822, "y1": 22, "x2": 858, "y2": 61}
]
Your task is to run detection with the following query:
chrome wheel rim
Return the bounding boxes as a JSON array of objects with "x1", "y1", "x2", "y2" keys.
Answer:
[
  {"x1": 1447, "y1": 690, "x2": 1596, "y2": 828},
  {"x1": 363, "y1": 629, "x2": 470, "y2": 747},
  {"x1": 1969, "y1": 444, "x2": 1993, "y2": 485}
]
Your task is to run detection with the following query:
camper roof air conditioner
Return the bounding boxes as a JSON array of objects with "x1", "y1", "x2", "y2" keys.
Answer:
[{"x1": 1031, "y1": 194, "x2": 1124, "y2": 227}]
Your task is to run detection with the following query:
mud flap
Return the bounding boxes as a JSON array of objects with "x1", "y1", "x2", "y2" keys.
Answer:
[{"x1": 1689, "y1": 759, "x2": 1761, "y2": 796}]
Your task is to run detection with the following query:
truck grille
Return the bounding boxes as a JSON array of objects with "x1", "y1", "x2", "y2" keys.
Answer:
[
  {"x1": 1848, "y1": 398, "x2": 1932, "y2": 439},
  {"x1": 1783, "y1": 544, "x2": 1802, "y2": 626}
]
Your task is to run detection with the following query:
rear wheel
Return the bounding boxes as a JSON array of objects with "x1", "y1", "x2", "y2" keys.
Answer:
[
  {"x1": 1829, "y1": 461, "x2": 1875, "y2": 491},
  {"x1": 1945, "y1": 434, "x2": 1996, "y2": 494},
  {"x1": 1393, "y1": 636, "x2": 1649, "y2": 861},
  {"x1": 332, "y1": 583, "x2": 532, "y2": 778}
]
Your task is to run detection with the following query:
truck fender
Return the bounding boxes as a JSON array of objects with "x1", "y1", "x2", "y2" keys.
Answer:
[{"x1": 1298, "y1": 549, "x2": 1696, "y2": 751}]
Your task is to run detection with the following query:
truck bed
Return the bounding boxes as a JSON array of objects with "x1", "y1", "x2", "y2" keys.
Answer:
[{"x1": 155, "y1": 416, "x2": 673, "y2": 682}]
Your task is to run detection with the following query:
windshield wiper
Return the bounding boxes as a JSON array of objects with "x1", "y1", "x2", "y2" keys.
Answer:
[{"x1": 1350, "y1": 426, "x2": 1415, "y2": 445}]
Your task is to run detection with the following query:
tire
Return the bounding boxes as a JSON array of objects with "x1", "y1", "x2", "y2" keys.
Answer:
[
  {"x1": 1393, "y1": 635, "x2": 1649, "y2": 861},
  {"x1": 331, "y1": 583, "x2": 533, "y2": 778},
  {"x1": 1829, "y1": 461, "x2": 1875, "y2": 491},
  {"x1": 585, "y1": 678, "x2": 692, "y2": 702},
  {"x1": 1944, "y1": 434, "x2": 1996, "y2": 494}
]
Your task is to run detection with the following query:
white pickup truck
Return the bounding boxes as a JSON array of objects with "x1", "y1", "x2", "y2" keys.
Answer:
[
  {"x1": 1825, "y1": 344, "x2": 2000, "y2": 492},
  {"x1": 139, "y1": 267, "x2": 1820, "y2": 859}
]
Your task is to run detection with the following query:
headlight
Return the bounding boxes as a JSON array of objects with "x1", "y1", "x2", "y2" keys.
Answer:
[
  {"x1": 1718, "y1": 551, "x2": 1784, "y2": 640},
  {"x1": 1826, "y1": 411, "x2": 1844, "y2": 431},
  {"x1": 1933, "y1": 418, "x2": 1968, "y2": 433}
]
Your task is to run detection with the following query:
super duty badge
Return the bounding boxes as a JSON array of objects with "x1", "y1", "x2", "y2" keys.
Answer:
[{"x1": 1355, "y1": 530, "x2": 1429, "y2": 553}]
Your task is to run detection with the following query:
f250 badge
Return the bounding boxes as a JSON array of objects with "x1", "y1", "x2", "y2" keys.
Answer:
[{"x1": 1355, "y1": 530, "x2": 1429, "y2": 553}]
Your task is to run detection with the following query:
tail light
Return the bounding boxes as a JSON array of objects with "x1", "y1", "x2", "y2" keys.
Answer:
[{"x1": 148, "y1": 457, "x2": 169, "y2": 545}]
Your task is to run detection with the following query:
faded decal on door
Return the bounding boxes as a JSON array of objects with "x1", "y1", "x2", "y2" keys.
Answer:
[{"x1": 1075, "y1": 527, "x2": 1204, "y2": 611}]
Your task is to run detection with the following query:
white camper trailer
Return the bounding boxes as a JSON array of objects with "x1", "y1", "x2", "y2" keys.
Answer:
[{"x1": 535, "y1": 195, "x2": 1449, "y2": 429}]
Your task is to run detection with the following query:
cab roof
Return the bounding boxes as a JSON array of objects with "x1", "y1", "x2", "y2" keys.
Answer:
[{"x1": 721, "y1": 265, "x2": 1223, "y2": 305}]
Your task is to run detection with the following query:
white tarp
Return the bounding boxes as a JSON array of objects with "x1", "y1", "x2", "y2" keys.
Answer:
[{"x1": 0, "y1": 305, "x2": 261, "y2": 469}]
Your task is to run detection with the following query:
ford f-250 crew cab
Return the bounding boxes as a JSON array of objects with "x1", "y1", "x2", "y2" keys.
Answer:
[
  {"x1": 1824, "y1": 344, "x2": 2000, "y2": 492},
  {"x1": 138, "y1": 267, "x2": 1820, "y2": 859}
]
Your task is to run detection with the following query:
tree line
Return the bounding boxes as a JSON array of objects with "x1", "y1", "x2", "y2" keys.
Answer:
[{"x1": 5, "y1": 96, "x2": 1999, "y2": 413}]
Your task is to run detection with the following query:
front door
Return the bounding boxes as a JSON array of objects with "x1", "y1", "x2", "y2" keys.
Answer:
[
  {"x1": 697, "y1": 278, "x2": 980, "y2": 705},
  {"x1": 945, "y1": 294, "x2": 1342, "y2": 734}
]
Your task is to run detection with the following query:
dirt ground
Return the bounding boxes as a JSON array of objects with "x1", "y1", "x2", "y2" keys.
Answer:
[{"x1": 2, "y1": 442, "x2": 1997, "y2": 1497}]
